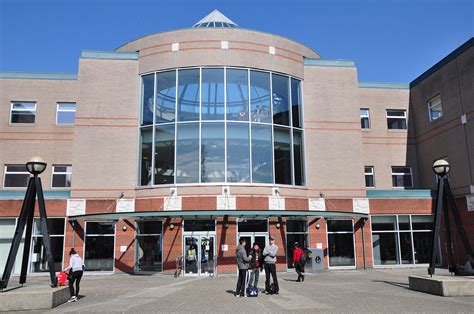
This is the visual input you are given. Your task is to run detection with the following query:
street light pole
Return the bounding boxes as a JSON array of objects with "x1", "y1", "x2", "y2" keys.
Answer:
[{"x1": 0, "y1": 157, "x2": 57, "y2": 290}]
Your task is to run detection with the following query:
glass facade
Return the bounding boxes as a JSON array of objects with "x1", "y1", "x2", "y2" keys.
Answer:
[
  {"x1": 371, "y1": 215, "x2": 434, "y2": 266},
  {"x1": 139, "y1": 67, "x2": 304, "y2": 186}
]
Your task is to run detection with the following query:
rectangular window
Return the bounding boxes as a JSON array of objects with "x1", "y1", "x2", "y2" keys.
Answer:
[
  {"x1": 286, "y1": 219, "x2": 309, "y2": 268},
  {"x1": 360, "y1": 109, "x2": 370, "y2": 129},
  {"x1": 4, "y1": 165, "x2": 30, "y2": 188},
  {"x1": 272, "y1": 74, "x2": 290, "y2": 126},
  {"x1": 293, "y1": 130, "x2": 304, "y2": 186},
  {"x1": 364, "y1": 166, "x2": 375, "y2": 187},
  {"x1": 139, "y1": 127, "x2": 153, "y2": 186},
  {"x1": 56, "y1": 103, "x2": 76, "y2": 124},
  {"x1": 154, "y1": 125, "x2": 175, "y2": 185},
  {"x1": 52, "y1": 165, "x2": 72, "y2": 188},
  {"x1": 391, "y1": 166, "x2": 413, "y2": 188},
  {"x1": 201, "y1": 123, "x2": 225, "y2": 183},
  {"x1": 291, "y1": 78, "x2": 302, "y2": 128},
  {"x1": 327, "y1": 220, "x2": 355, "y2": 267},
  {"x1": 136, "y1": 220, "x2": 162, "y2": 272},
  {"x1": 386, "y1": 109, "x2": 407, "y2": 129},
  {"x1": 10, "y1": 102, "x2": 36, "y2": 123},
  {"x1": 227, "y1": 123, "x2": 250, "y2": 183},
  {"x1": 0, "y1": 219, "x2": 24, "y2": 274},
  {"x1": 184, "y1": 219, "x2": 215, "y2": 232},
  {"x1": 273, "y1": 127, "x2": 292, "y2": 185},
  {"x1": 31, "y1": 218, "x2": 65, "y2": 272},
  {"x1": 428, "y1": 95, "x2": 442, "y2": 122},
  {"x1": 84, "y1": 222, "x2": 115, "y2": 271},
  {"x1": 176, "y1": 123, "x2": 199, "y2": 183},
  {"x1": 251, "y1": 124, "x2": 273, "y2": 183}
]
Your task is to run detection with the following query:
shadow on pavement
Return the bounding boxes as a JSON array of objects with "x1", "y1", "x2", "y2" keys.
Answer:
[
  {"x1": 225, "y1": 289, "x2": 236, "y2": 295},
  {"x1": 372, "y1": 280, "x2": 410, "y2": 289}
]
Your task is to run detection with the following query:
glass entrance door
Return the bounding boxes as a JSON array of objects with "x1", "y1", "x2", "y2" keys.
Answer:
[
  {"x1": 183, "y1": 235, "x2": 215, "y2": 276},
  {"x1": 238, "y1": 234, "x2": 268, "y2": 254}
]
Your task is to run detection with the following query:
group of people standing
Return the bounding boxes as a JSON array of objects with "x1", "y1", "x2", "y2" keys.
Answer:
[{"x1": 235, "y1": 236, "x2": 306, "y2": 297}]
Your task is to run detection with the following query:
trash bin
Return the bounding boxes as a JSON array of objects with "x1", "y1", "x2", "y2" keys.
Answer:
[{"x1": 306, "y1": 248, "x2": 325, "y2": 273}]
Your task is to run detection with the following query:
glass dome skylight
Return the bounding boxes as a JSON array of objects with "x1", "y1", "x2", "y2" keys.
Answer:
[{"x1": 193, "y1": 9, "x2": 239, "y2": 28}]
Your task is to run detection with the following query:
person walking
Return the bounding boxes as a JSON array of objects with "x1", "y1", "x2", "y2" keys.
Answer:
[
  {"x1": 292, "y1": 242, "x2": 305, "y2": 282},
  {"x1": 63, "y1": 248, "x2": 84, "y2": 302},
  {"x1": 235, "y1": 238, "x2": 252, "y2": 297},
  {"x1": 263, "y1": 236, "x2": 279, "y2": 294},
  {"x1": 249, "y1": 243, "x2": 262, "y2": 289}
]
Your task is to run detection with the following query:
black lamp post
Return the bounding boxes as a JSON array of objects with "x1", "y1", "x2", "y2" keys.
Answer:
[
  {"x1": 0, "y1": 157, "x2": 57, "y2": 290},
  {"x1": 428, "y1": 159, "x2": 474, "y2": 276}
]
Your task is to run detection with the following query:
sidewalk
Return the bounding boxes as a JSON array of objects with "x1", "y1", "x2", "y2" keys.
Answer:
[{"x1": 4, "y1": 268, "x2": 473, "y2": 313}]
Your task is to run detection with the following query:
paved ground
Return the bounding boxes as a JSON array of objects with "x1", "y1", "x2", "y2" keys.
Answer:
[{"x1": 4, "y1": 268, "x2": 474, "y2": 313}]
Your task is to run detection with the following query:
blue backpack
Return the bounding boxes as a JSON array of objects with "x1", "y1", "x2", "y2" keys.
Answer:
[{"x1": 246, "y1": 286, "x2": 258, "y2": 297}]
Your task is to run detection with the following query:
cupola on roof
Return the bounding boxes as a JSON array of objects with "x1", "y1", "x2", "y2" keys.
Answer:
[{"x1": 193, "y1": 9, "x2": 239, "y2": 28}]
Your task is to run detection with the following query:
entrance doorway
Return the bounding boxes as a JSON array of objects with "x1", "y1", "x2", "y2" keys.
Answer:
[
  {"x1": 183, "y1": 234, "x2": 215, "y2": 276},
  {"x1": 238, "y1": 234, "x2": 268, "y2": 253},
  {"x1": 237, "y1": 218, "x2": 268, "y2": 256}
]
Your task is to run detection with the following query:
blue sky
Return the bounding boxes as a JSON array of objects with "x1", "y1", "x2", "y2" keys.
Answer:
[{"x1": 0, "y1": 0, "x2": 472, "y2": 82}]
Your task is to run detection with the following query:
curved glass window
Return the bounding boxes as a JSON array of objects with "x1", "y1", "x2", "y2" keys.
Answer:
[{"x1": 139, "y1": 67, "x2": 304, "y2": 186}]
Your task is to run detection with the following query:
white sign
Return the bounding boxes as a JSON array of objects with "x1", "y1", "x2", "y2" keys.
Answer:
[
  {"x1": 269, "y1": 46, "x2": 276, "y2": 55},
  {"x1": 164, "y1": 196, "x2": 182, "y2": 211},
  {"x1": 467, "y1": 195, "x2": 474, "y2": 212},
  {"x1": 116, "y1": 199, "x2": 135, "y2": 213},
  {"x1": 316, "y1": 243, "x2": 323, "y2": 249},
  {"x1": 221, "y1": 41, "x2": 229, "y2": 49},
  {"x1": 217, "y1": 196, "x2": 236, "y2": 210},
  {"x1": 221, "y1": 244, "x2": 228, "y2": 252},
  {"x1": 309, "y1": 198, "x2": 326, "y2": 211},
  {"x1": 353, "y1": 198, "x2": 370, "y2": 214},
  {"x1": 171, "y1": 42, "x2": 179, "y2": 51},
  {"x1": 269, "y1": 196, "x2": 285, "y2": 210},
  {"x1": 120, "y1": 246, "x2": 127, "y2": 253},
  {"x1": 67, "y1": 199, "x2": 86, "y2": 216}
]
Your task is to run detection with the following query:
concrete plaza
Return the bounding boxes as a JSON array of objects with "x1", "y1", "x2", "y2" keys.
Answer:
[{"x1": 4, "y1": 268, "x2": 474, "y2": 313}]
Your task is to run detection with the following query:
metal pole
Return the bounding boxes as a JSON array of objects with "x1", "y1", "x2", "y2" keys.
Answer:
[
  {"x1": 35, "y1": 177, "x2": 57, "y2": 287},
  {"x1": 429, "y1": 177, "x2": 444, "y2": 276},
  {"x1": 361, "y1": 218, "x2": 367, "y2": 270},
  {"x1": 19, "y1": 186, "x2": 36, "y2": 285}
]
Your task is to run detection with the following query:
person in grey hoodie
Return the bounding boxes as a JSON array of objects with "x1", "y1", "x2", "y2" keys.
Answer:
[
  {"x1": 263, "y1": 235, "x2": 279, "y2": 294},
  {"x1": 235, "y1": 238, "x2": 252, "y2": 297}
]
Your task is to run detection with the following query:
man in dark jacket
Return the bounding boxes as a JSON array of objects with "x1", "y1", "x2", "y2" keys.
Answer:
[{"x1": 235, "y1": 238, "x2": 252, "y2": 297}]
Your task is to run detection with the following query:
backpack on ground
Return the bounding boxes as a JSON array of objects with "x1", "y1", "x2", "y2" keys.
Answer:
[
  {"x1": 268, "y1": 283, "x2": 278, "y2": 294},
  {"x1": 300, "y1": 248, "x2": 310, "y2": 266},
  {"x1": 246, "y1": 285, "x2": 258, "y2": 297}
]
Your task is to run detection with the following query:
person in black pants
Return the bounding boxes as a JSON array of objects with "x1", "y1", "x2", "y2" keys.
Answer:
[
  {"x1": 263, "y1": 236, "x2": 279, "y2": 294},
  {"x1": 235, "y1": 238, "x2": 252, "y2": 297},
  {"x1": 63, "y1": 248, "x2": 85, "y2": 302}
]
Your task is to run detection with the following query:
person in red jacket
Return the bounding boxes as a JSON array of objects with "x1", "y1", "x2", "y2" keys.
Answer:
[{"x1": 292, "y1": 242, "x2": 305, "y2": 282}]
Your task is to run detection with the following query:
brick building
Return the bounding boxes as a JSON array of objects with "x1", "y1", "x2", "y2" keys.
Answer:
[{"x1": 0, "y1": 10, "x2": 472, "y2": 275}]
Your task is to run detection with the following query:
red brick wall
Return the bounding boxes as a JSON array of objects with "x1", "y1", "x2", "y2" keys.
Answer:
[
  {"x1": 114, "y1": 219, "x2": 135, "y2": 273},
  {"x1": 162, "y1": 218, "x2": 182, "y2": 274}
]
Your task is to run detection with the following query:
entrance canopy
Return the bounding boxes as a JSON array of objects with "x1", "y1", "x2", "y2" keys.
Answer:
[{"x1": 68, "y1": 210, "x2": 368, "y2": 221}]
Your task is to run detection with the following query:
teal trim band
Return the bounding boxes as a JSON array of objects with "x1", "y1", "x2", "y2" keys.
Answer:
[
  {"x1": 366, "y1": 189, "x2": 435, "y2": 199},
  {"x1": 0, "y1": 72, "x2": 77, "y2": 80},
  {"x1": 358, "y1": 82, "x2": 409, "y2": 90},
  {"x1": 81, "y1": 50, "x2": 139, "y2": 60},
  {"x1": 0, "y1": 190, "x2": 71, "y2": 200},
  {"x1": 304, "y1": 58, "x2": 355, "y2": 67},
  {"x1": 69, "y1": 210, "x2": 368, "y2": 220}
]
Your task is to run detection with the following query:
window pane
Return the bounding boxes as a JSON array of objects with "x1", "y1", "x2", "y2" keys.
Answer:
[
  {"x1": 154, "y1": 125, "x2": 175, "y2": 184},
  {"x1": 291, "y1": 78, "x2": 302, "y2": 128},
  {"x1": 177, "y1": 69, "x2": 200, "y2": 121},
  {"x1": 227, "y1": 123, "x2": 250, "y2": 183},
  {"x1": 372, "y1": 232, "x2": 399, "y2": 265},
  {"x1": 429, "y1": 95, "x2": 442, "y2": 121},
  {"x1": 250, "y1": 70, "x2": 271, "y2": 123},
  {"x1": 4, "y1": 173, "x2": 30, "y2": 187},
  {"x1": 141, "y1": 74, "x2": 154, "y2": 126},
  {"x1": 85, "y1": 236, "x2": 114, "y2": 271},
  {"x1": 140, "y1": 128, "x2": 153, "y2": 186},
  {"x1": 287, "y1": 233, "x2": 308, "y2": 268},
  {"x1": 11, "y1": 111, "x2": 35, "y2": 123},
  {"x1": 400, "y1": 232, "x2": 413, "y2": 264},
  {"x1": 360, "y1": 109, "x2": 370, "y2": 129},
  {"x1": 274, "y1": 127, "x2": 292, "y2": 184},
  {"x1": 293, "y1": 130, "x2": 304, "y2": 185},
  {"x1": 371, "y1": 216, "x2": 397, "y2": 231},
  {"x1": 155, "y1": 71, "x2": 176, "y2": 123},
  {"x1": 33, "y1": 218, "x2": 65, "y2": 236},
  {"x1": 272, "y1": 74, "x2": 290, "y2": 125},
  {"x1": 201, "y1": 123, "x2": 225, "y2": 182},
  {"x1": 411, "y1": 215, "x2": 433, "y2": 230},
  {"x1": 226, "y1": 69, "x2": 249, "y2": 121},
  {"x1": 57, "y1": 111, "x2": 76, "y2": 124},
  {"x1": 201, "y1": 68, "x2": 224, "y2": 120},
  {"x1": 413, "y1": 232, "x2": 432, "y2": 263},
  {"x1": 251, "y1": 124, "x2": 273, "y2": 183},
  {"x1": 137, "y1": 221, "x2": 162, "y2": 235},
  {"x1": 286, "y1": 220, "x2": 306, "y2": 232},
  {"x1": 365, "y1": 174, "x2": 374, "y2": 187},
  {"x1": 387, "y1": 110, "x2": 406, "y2": 117},
  {"x1": 238, "y1": 219, "x2": 267, "y2": 232},
  {"x1": 12, "y1": 102, "x2": 35, "y2": 110},
  {"x1": 136, "y1": 235, "x2": 162, "y2": 272},
  {"x1": 6, "y1": 165, "x2": 27, "y2": 172},
  {"x1": 52, "y1": 174, "x2": 72, "y2": 188},
  {"x1": 398, "y1": 215, "x2": 410, "y2": 230},
  {"x1": 87, "y1": 222, "x2": 115, "y2": 234},
  {"x1": 31, "y1": 237, "x2": 64, "y2": 272},
  {"x1": 327, "y1": 220, "x2": 353, "y2": 232},
  {"x1": 58, "y1": 103, "x2": 76, "y2": 111},
  {"x1": 328, "y1": 233, "x2": 355, "y2": 267},
  {"x1": 184, "y1": 219, "x2": 215, "y2": 232},
  {"x1": 176, "y1": 123, "x2": 199, "y2": 183}
]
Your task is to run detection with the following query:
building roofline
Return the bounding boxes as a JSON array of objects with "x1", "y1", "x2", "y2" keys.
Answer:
[
  {"x1": 358, "y1": 81, "x2": 409, "y2": 90},
  {"x1": 0, "y1": 72, "x2": 77, "y2": 80},
  {"x1": 410, "y1": 37, "x2": 473, "y2": 88},
  {"x1": 81, "y1": 50, "x2": 139, "y2": 60},
  {"x1": 114, "y1": 27, "x2": 320, "y2": 57},
  {"x1": 304, "y1": 58, "x2": 355, "y2": 67}
]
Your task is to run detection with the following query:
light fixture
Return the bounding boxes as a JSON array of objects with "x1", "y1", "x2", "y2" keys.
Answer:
[
  {"x1": 276, "y1": 222, "x2": 281, "y2": 229},
  {"x1": 122, "y1": 225, "x2": 128, "y2": 232},
  {"x1": 169, "y1": 223, "x2": 175, "y2": 230},
  {"x1": 26, "y1": 156, "x2": 47, "y2": 176},
  {"x1": 433, "y1": 159, "x2": 450, "y2": 177},
  {"x1": 315, "y1": 223, "x2": 321, "y2": 229}
]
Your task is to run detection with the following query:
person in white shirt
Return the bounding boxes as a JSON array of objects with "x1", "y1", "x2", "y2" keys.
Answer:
[{"x1": 63, "y1": 248, "x2": 84, "y2": 302}]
